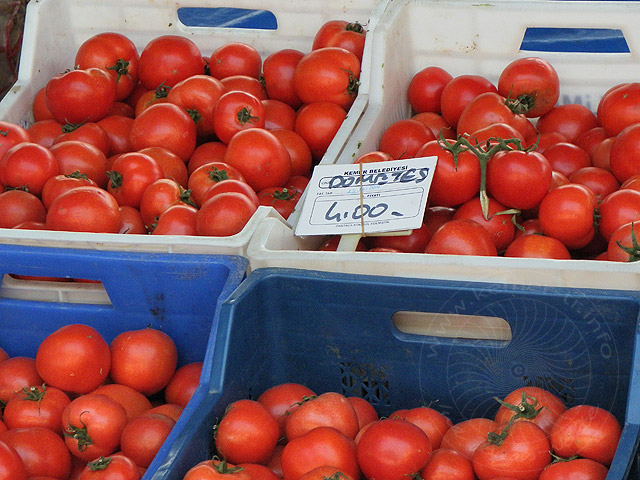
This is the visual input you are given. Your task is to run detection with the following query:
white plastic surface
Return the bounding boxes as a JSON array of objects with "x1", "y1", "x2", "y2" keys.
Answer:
[{"x1": 0, "y1": 0, "x2": 387, "y2": 259}]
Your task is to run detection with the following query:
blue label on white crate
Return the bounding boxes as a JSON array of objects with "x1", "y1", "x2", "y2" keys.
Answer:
[{"x1": 294, "y1": 157, "x2": 437, "y2": 237}]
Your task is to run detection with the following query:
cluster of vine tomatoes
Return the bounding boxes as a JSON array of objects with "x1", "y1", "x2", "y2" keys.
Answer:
[
  {"x1": 0, "y1": 324, "x2": 203, "y2": 479},
  {"x1": 319, "y1": 56, "x2": 640, "y2": 261},
  {"x1": 183, "y1": 383, "x2": 621, "y2": 480},
  {"x1": 0, "y1": 19, "x2": 366, "y2": 235}
]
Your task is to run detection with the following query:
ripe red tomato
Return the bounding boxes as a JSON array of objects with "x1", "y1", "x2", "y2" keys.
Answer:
[
  {"x1": 188, "y1": 161, "x2": 246, "y2": 208},
  {"x1": 138, "y1": 35, "x2": 205, "y2": 89},
  {"x1": 209, "y1": 42, "x2": 262, "y2": 80},
  {"x1": 109, "y1": 328, "x2": 178, "y2": 396},
  {"x1": 45, "y1": 68, "x2": 117, "y2": 124},
  {"x1": 46, "y1": 186, "x2": 121, "y2": 233},
  {"x1": 597, "y1": 188, "x2": 640, "y2": 241},
  {"x1": 312, "y1": 20, "x2": 367, "y2": 62},
  {"x1": 119, "y1": 205, "x2": 147, "y2": 234},
  {"x1": 134, "y1": 85, "x2": 170, "y2": 117},
  {"x1": 392, "y1": 407, "x2": 453, "y2": 450},
  {"x1": 239, "y1": 462, "x2": 283, "y2": 480},
  {"x1": 184, "y1": 459, "x2": 252, "y2": 480},
  {"x1": 42, "y1": 172, "x2": 97, "y2": 211},
  {"x1": 196, "y1": 191, "x2": 258, "y2": 237},
  {"x1": 281, "y1": 426, "x2": 360, "y2": 480},
  {"x1": 212, "y1": 91, "x2": 266, "y2": 145},
  {"x1": 440, "y1": 418, "x2": 499, "y2": 460},
  {"x1": 493, "y1": 387, "x2": 567, "y2": 436},
  {"x1": 456, "y1": 92, "x2": 529, "y2": 138},
  {"x1": 486, "y1": 149, "x2": 552, "y2": 210},
  {"x1": 262, "y1": 49, "x2": 305, "y2": 109},
  {"x1": 468, "y1": 122, "x2": 525, "y2": 149},
  {"x1": 472, "y1": 420, "x2": 551, "y2": 480},
  {"x1": 147, "y1": 403, "x2": 183, "y2": 423},
  {"x1": 504, "y1": 234, "x2": 571, "y2": 259},
  {"x1": 188, "y1": 142, "x2": 228, "y2": 175},
  {"x1": 420, "y1": 447, "x2": 475, "y2": 480},
  {"x1": 35, "y1": 324, "x2": 110, "y2": 394},
  {"x1": 224, "y1": 128, "x2": 292, "y2": 192},
  {"x1": 550, "y1": 405, "x2": 621, "y2": 466},
  {"x1": 425, "y1": 219, "x2": 498, "y2": 256},
  {"x1": 293, "y1": 47, "x2": 361, "y2": 110},
  {"x1": 589, "y1": 137, "x2": 612, "y2": 173},
  {"x1": 258, "y1": 186, "x2": 302, "y2": 220},
  {"x1": 357, "y1": 418, "x2": 432, "y2": 480},
  {"x1": 26, "y1": 119, "x2": 64, "y2": 148},
  {"x1": 609, "y1": 123, "x2": 640, "y2": 183},
  {"x1": 285, "y1": 391, "x2": 360, "y2": 441},
  {"x1": 542, "y1": 142, "x2": 591, "y2": 178},
  {"x1": 454, "y1": 196, "x2": 516, "y2": 252},
  {"x1": 0, "y1": 426, "x2": 71, "y2": 479},
  {"x1": 163, "y1": 362, "x2": 203, "y2": 408},
  {"x1": 270, "y1": 129, "x2": 313, "y2": 178},
  {"x1": 49, "y1": 140, "x2": 109, "y2": 189},
  {"x1": 408, "y1": 66, "x2": 453, "y2": 114},
  {"x1": 78, "y1": 453, "x2": 141, "y2": 480},
  {"x1": 130, "y1": 102, "x2": 197, "y2": 162},
  {"x1": 497, "y1": 57, "x2": 560, "y2": 118},
  {"x1": 202, "y1": 178, "x2": 259, "y2": 208},
  {"x1": 220, "y1": 75, "x2": 267, "y2": 101},
  {"x1": 0, "y1": 120, "x2": 30, "y2": 159},
  {"x1": 0, "y1": 357, "x2": 43, "y2": 404},
  {"x1": 346, "y1": 397, "x2": 379, "y2": 431},
  {"x1": 297, "y1": 465, "x2": 354, "y2": 480},
  {"x1": 120, "y1": 413, "x2": 176, "y2": 468},
  {"x1": 0, "y1": 142, "x2": 59, "y2": 196},
  {"x1": 412, "y1": 112, "x2": 456, "y2": 140},
  {"x1": 139, "y1": 178, "x2": 193, "y2": 230},
  {"x1": 106, "y1": 152, "x2": 165, "y2": 209},
  {"x1": 536, "y1": 104, "x2": 598, "y2": 144},
  {"x1": 440, "y1": 75, "x2": 497, "y2": 128},
  {"x1": 0, "y1": 189, "x2": 46, "y2": 229},
  {"x1": 150, "y1": 203, "x2": 196, "y2": 235},
  {"x1": 3, "y1": 384, "x2": 70, "y2": 433},
  {"x1": 378, "y1": 119, "x2": 436, "y2": 159},
  {"x1": 262, "y1": 99, "x2": 297, "y2": 131},
  {"x1": 62, "y1": 393, "x2": 129, "y2": 462},
  {"x1": 294, "y1": 101, "x2": 347, "y2": 162},
  {"x1": 607, "y1": 221, "x2": 640, "y2": 262},
  {"x1": 138, "y1": 146, "x2": 189, "y2": 188},
  {"x1": 75, "y1": 32, "x2": 140, "y2": 101},
  {"x1": 215, "y1": 399, "x2": 280, "y2": 465},
  {"x1": 257, "y1": 383, "x2": 317, "y2": 437},
  {"x1": 97, "y1": 115, "x2": 134, "y2": 156},
  {"x1": 92, "y1": 383, "x2": 152, "y2": 421},
  {"x1": 538, "y1": 458, "x2": 608, "y2": 480},
  {"x1": 0, "y1": 439, "x2": 27, "y2": 480},
  {"x1": 569, "y1": 167, "x2": 620, "y2": 202},
  {"x1": 597, "y1": 82, "x2": 640, "y2": 137},
  {"x1": 575, "y1": 127, "x2": 609, "y2": 159},
  {"x1": 370, "y1": 223, "x2": 432, "y2": 253}
]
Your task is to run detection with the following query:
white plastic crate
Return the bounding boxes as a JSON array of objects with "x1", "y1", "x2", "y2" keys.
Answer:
[
  {"x1": 0, "y1": 0, "x2": 387, "y2": 255},
  {"x1": 247, "y1": 0, "x2": 640, "y2": 291}
]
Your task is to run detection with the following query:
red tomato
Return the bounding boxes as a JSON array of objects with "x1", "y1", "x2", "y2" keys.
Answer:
[
  {"x1": 270, "y1": 129, "x2": 313, "y2": 178},
  {"x1": 75, "y1": 32, "x2": 140, "y2": 101},
  {"x1": 454, "y1": 196, "x2": 516, "y2": 252},
  {"x1": 370, "y1": 223, "x2": 432, "y2": 253},
  {"x1": 119, "y1": 206, "x2": 147, "y2": 234},
  {"x1": 138, "y1": 146, "x2": 189, "y2": 188},
  {"x1": 138, "y1": 35, "x2": 205, "y2": 89},
  {"x1": 486, "y1": 149, "x2": 552, "y2": 210},
  {"x1": 0, "y1": 121, "x2": 30, "y2": 159},
  {"x1": 493, "y1": 387, "x2": 567, "y2": 436},
  {"x1": 550, "y1": 405, "x2": 621, "y2": 466},
  {"x1": 45, "y1": 68, "x2": 116, "y2": 124},
  {"x1": 26, "y1": 119, "x2": 64, "y2": 148},
  {"x1": 0, "y1": 427, "x2": 71, "y2": 479},
  {"x1": 184, "y1": 459, "x2": 252, "y2": 480},
  {"x1": 281, "y1": 426, "x2": 360, "y2": 480},
  {"x1": 392, "y1": 407, "x2": 453, "y2": 450},
  {"x1": 0, "y1": 439, "x2": 27, "y2": 480},
  {"x1": 412, "y1": 112, "x2": 456, "y2": 140},
  {"x1": 468, "y1": 122, "x2": 525, "y2": 150},
  {"x1": 354, "y1": 150, "x2": 394, "y2": 164},
  {"x1": 262, "y1": 99, "x2": 297, "y2": 131},
  {"x1": 538, "y1": 458, "x2": 608, "y2": 480},
  {"x1": 420, "y1": 448, "x2": 475, "y2": 480},
  {"x1": 130, "y1": 103, "x2": 197, "y2": 162},
  {"x1": 357, "y1": 418, "x2": 432, "y2": 480},
  {"x1": 575, "y1": 127, "x2": 609, "y2": 160},
  {"x1": 209, "y1": 42, "x2": 262, "y2": 80},
  {"x1": 538, "y1": 183, "x2": 598, "y2": 249},
  {"x1": 0, "y1": 190, "x2": 46, "y2": 229},
  {"x1": 239, "y1": 463, "x2": 282, "y2": 480},
  {"x1": 92, "y1": 383, "x2": 153, "y2": 422},
  {"x1": 202, "y1": 179, "x2": 259, "y2": 209},
  {"x1": 120, "y1": 413, "x2": 175, "y2": 468},
  {"x1": 110, "y1": 328, "x2": 178, "y2": 396},
  {"x1": 294, "y1": 101, "x2": 347, "y2": 162},
  {"x1": 597, "y1": 82, "x2": 640, "y2": 137},
  {"x1": 0, "y1": 142, "x2": 58, "y2": 196},
  {"x1": 150, "y1": 203, "x2": 197, "y2": 235},
  {"x1": 188, "y1": 142, "x2": 228, "y2": 175},
  {"x1": 163, "y1": 362, "x2": 203, "y2": 408},
  {"x1": 504, "y1": 234, "x2": 571, "y2": 259},
  {"x1": 36, "y1": 324, "x2": 110, "y2": 394},
  {"x1": 0, "y1": 357, "x2": 42, "y2": 404},
  {"x1": 456, "y1": 92, "x2": 528, "y2": 138},
  {"x1": 440, "y1": 418, "x2": 499, "y2": 460},
  {"x1": 472, "y1": 421, "x2": 551, "y2": 480},
  {"x1": 297, "y1": 465, "x2": 353, "y2": 480},
  {"x1": 96, "y1": 115, "x2": 134, "y2": 157},
  {"x1": 285, "y1": 391, "x2": 360, "y2": 441},
  {"x1": 49, "y1": 140, "x2": 109, "y2": 189},
  {"x1": 609, "y1": 123, "x2": 640, "y2": 183},
  {"x1": 312, "y1": 20, "x2": 366, "y2": 62},
  {"x1": 78, "y1": 453, "x2": 141, "y2": 480},
  {"x1": 31, "y1": 87, "x2": 54, "y2": 122},
  {"x1": 257, "y1": 383, "x2": 317, "y2": 437},
  {"x1": 378, "y1": 119, "x2": 436, "y2": 159},
  {"x1": 607, "y1": 221, "x2": 640, "y2": 262},
  {"x1": 293, "y1": 47, "x2": 360, "y2": 110},
  {"x1": 196, "y1": 191, "x2": 258, "y2": 237},
  {"x1": 425, "y1": 219, "x2": 498, "y2": 256},
  {"x1": 262, "y1": 49, "x2": 305, "y2": 109},
  {"x1": 424, "y1": 206, "x2": 456, "y2": 234},
  {"x1": 440, "y1": 75, "x2": 497, "y2": 128},
  {"x1": 347, "y1": 397, "x2": 379, "y2": 431},
  {"x1": 188, "y1": 161, "x2": 246, "y2": 208},
  {"x1": 139, "y1": 178, "x2": 194, "y2": 229},
  {"x1": 542, "y1": 142, "x2": 591, "y2": 178},
  {"x1": 134, "y1": 85, "x2": 170, "y2": 117},
  {"x1": 591, "y1": 137, "x2": 614, "y2": 172},
  {"x1": 3, "y1": 384, "x2": 70, "y2": 433},
  {"x1": 598, "y1": 188, "x2": 640, "y2": 241},
  {"x1": 258, "y1": 186, "x2": 301, "y2": 220},
  {"x1": 106, "y1": 152, "x2": 164, "y2": 209},
  {"x1": 526, "y1": 130, "x2": 568, "y2": 153},
  {"x1": 221, "y1": 75, "x2": 268, "y2": 101},
  {"x1": 213, "y1": 91, "x2": 266, "y2": 144},
  {"x1": 497, "y1": 57, "x2": 560, "y2": 118},
  {"x1": 62, "y1": 394, "x2": 128, "y2": 462},
  {"x1": 569, "y1": 167, "x2": 620, "y2": 202},
  {"x1": 167, "y1": 75, "x2": 226, "y2": 140},
  {"x1": 408, "y1": 66, "x2": 453, "y2": 114},
  {"x1": 536, "y1": 104, "x2": 598, "y2": 144},
  {"x1": 224, "y1": 128, "x2": 292, "y2": 192}
]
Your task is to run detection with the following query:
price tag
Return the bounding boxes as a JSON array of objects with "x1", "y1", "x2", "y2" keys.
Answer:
[{"x1": 294, "y1": 156, "x2": 437, "y2": 236}]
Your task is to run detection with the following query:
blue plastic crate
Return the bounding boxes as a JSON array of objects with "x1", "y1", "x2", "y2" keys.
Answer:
[
  {"x1": 152, "y1": 268, "x2": 640, "y2": 480},
  {"x1": 0, "y1": 245, "x2": 248, "y2": 478}
]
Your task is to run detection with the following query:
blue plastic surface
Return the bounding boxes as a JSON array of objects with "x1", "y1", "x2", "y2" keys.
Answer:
[
  {"x1": 0, "y1": 244, "x2": 248, "y2": 478},
  {"x1": 178, "y1": 7, "x2": 277, "y2": 29},
  {"x1": 151, "y1": 268, "x2": 640, "y2": 480}
]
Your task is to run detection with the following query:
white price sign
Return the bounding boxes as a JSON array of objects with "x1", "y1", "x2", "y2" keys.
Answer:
[{"x1": 294, "y1": 157, "x2": 438, "y2": 236}]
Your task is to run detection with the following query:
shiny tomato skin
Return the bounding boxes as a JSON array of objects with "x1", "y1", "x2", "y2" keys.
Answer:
[
  {"x1": 569, "y1": 167, "x2": 620, "y2": 202},
  {"x1": 139, "y1": 146, "x2": 189, "y2": 188},
  {"x1": 35, "y1": 324, "x2": 111, "y2": 394},
  {"x1": 262, "y1": 49, "x2": 305, "y2": 109},
  {"x1": 607, "y1": 221, "x2": 640, "y2": 262},
  {"x1": 472, "y1": 421, "x2": 551, "y2": 480},
  {"x1": 3, "y1": 385, "x2": 71, "y2": 433},
  {"x1": 0, "y1": 190, "x2": 46, "y2": 229},
  {"x1": 536, "y1": 104, "x2": 598, "y2": 144},
  {"x1": 597, "y1": 188, "x2": 640, "y2": 241},
  {"x1": 285, "y1": 391, "x2": 360, "y2": 441},
  {"x1": 202, "y1": 178, "x2": 259, "y2": 208},
  {"x1": 163, "y1": 362, "x2": 203, "y2": 408},
  {"x1": 139, "y1": 178, "x2": 191, "y2": 229},
  {"x1": 97, "y1": 115, "x2": 134, "y2": 156},
  {"x1": 294, "y1": 101, "x2": 347, "y2": 162},
  {"x1": 370, "y1": 223, "x2": 432, "y2": 253},
  {"x1": 196, "y1": 191, "x2": 258, "y2": 237},
  {"x1": 378, "y1": 119, "x2": 436, "y2": 159},
  {"x1": 262, "y1": 99, "x2": 297, "y2": 131},
  {"x1": 270, "y1": 129, "x2": 313, "y2": 178},
  {"x1": 542, "y1": 142, "x2": 591, "y2": 178},
  {"x1": 440, "y1": 418, "x2": 499, "y2": 460},
  {"x1": 52, "y1": 121, "x2": 111, "y2": 157},
  {"x1": 281, "y1": 426, "x2": 360, "y2": 480},
  {"x1": 412, "y1": 112, "x2": 456, "y2": 140},
  {"x1": 188, "y1": 142, "x2": 228, "y2": 176},
  {"x1": 550, "y1": 405, "x2": 621, "y2": 466},
  {"x1": 493, "y1": 387, "x2": 567, "y2": 436},
  {"x1": 92, "y1": 383, "x2": 152, "y2": 421},
  {"x1": 357, "y1": 418, "x2": 432, "y2": 480},
  {"x1": 312, "y1": 20, "x2": 366, "y2": 62},
  {"x1": 107, "y1": 152, "x2": 164, "y2": 209},
  {"x1": 188, "y1": 161, "x2": 246, "y2": 208},
  {"x1": 425, "y1": 219, "x2": 498, "y2": 256},
  {"x1": 138, "y1": 35, "x2": 205, "y2": 90},
  {"x1": 209, "y1": 42, "x2": 262, "y2": 80},
  {"x1": 49, "y1": 140, "x2": 109, "y2": 189},
  {"x1": 215, "y1": 399, "x2": 280, "y2": 465},
  {"x1": 609, "y1": 123, "x2": 640, "y2": 183},
  {"x1": 408, "y1": 66, "x2": 453, "y2": 114},
  {"x1": 0, "y1": 121, "x2": 30, "y2": 159},
  {"x1": 184, "y1": 459, "x2": 252, "y2": 480},
  {"x1": 393, "y1": 407, "x2": 453, "y2": 450},
  {"x1": 419, "y1": 447, "x2": 475, "y2": 480},
  {"x1": 120, "y1": 413, "x2": 176, "y2": 468},
  {"x1": 347, "y1": 397, "x2": 379, "y2": 431},
  {"x1": 119, "y1": 206, "x2": 147, "y2": 234},
  {"x1": 504, "y1": 234, "x2": 571, "y2": 259},
  {"x1": 258, "y1": 186, "x2": 301, "y2": 220},
  {"x1": 212, "y1": 90, "x2": 265, "y2": 145},
  {"x1": 453, "y1": 196, "x2": 516, "y2": 252},
  {"x1": 257, "y1": 383, "x2": 317, "y2": 437},
  {"x1": 78, "y1": 453, "x2": 141, "y2": 480},
  {"x1": 0, "y1": 142, "x2": 59, "y2": 196},
  {"x1": 440, "y1": 74, "x2": 497, "y2": 128},
  {"x1": 456, "y1": 92, "x2": 526, "y2": 138},
  {"x1": 538, "y1": 458, "x2": 608, "y2": 480},
  {"x1": 0, "y1": 357, "x2": 43, "y2": 405},
  {"x1": 0, "y1": 439, "x2": 27, "y2": 480},
  {"x1": 151, "y1": 204, "x2": 198, "y2": 235},
  {"x1": 26, "y1": 119, "x2": 63, "y2": 148},
  {"x1": 597, "y1": 82, "x2": 640, "y2": 137},
  {"x1": 1, "y1": 426, "x2": 71, "y2": 479},
  {"x1": 221, "y1": 75, "x2": 268, "y2": 101}
]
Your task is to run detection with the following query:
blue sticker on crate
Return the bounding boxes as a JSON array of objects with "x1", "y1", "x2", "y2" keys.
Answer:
[
  {"x1": 177, "y1": 7, "x2": 277, "y2": 30},
  {"x1": 521, "y1": 27, "x2": 630, "y2": 53}
]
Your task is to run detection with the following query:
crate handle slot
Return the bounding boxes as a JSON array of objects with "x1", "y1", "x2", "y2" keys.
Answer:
[
  {"x1": 177, "y1": 7, "x2": 277, "y2": 30},
  {"x1": 521, "y1": 27, "x2": 629, "y2": 53},
  {"x1": 393, "y1": 311, "x2": 512, "y2": 341},
  {"x1": 0, "y1": 274, "x2": 111, "y2": 305}
]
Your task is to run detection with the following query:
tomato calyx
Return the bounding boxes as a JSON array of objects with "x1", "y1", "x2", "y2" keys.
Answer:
[
  {"x1": 493, "y1": 391, "x2": 544, "y2": 421},
  {"x1": 0, "y1": 129, "x2": 8, "y2": 137},
  {"x1": 345, "y1": 69, "x2": 360, "y2": 98},
  {"x1": 62, "y1": 119, "x2": 88, "y2": 133},
  {"x1": 87, "y1": 456, "x2": 113, "y2": 471},
  {"x1": 64, "y1": 410, "x2": 94, "y2": 451},
  {"x1": 207, "y1": 166, "x2": 231, "y2": 183},
  {"x1": 19, "y1": 384, "x2": 47, "y2": 404},
  {"x1": 179, "y1": 186, "x2": 197, "y2": 208},
  {"x1": 187, "y1": 108, "x2": 201, "y2": 124},
  {"x1": 616, "y1": 221, "x2": 640, "y2": 262},
  {"x1": 505, "y1": 93, "x2": 536, "y2": 116},
  {"x1": 549, "y1": 453, "x2": 580, "y2": 464},
  {"x1": 323, "y1": 472, "x2": 352, "y2": 480},
  {"x1": 289, "y1": 394, "x2": 318, "y2": 409},
  {"x1": 261, "y1": 187, "x2": 298, "y2": 201},
  {"x1": 106, "y1": 170, "x2": 123, "y2": 189},
  {"x1": 66, "y1": 170, "x2": 90, "y2": 180},
  {"x1": 236, "y1": 107, "x2": 260, "y2": 126},
  {"x1": 346, "y1": 22, "x2": 366, "y2": 34},
  {"x1": 106, "y1": 58, "x2": 131, "y2": 84},
  {"x1": 154, "y1": 83, "x2": 171, "y2": 99}
]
